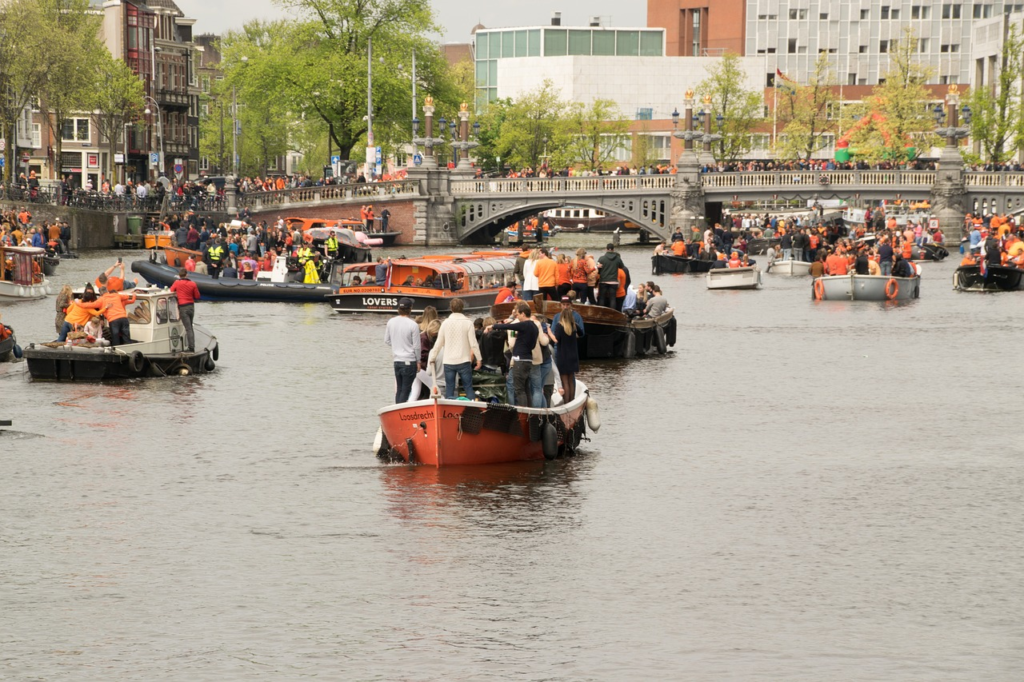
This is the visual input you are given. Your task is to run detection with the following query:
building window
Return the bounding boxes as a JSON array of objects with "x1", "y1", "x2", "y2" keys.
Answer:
[
  {"x1": 544, "y1": 29, "x2": 567, "y2": 56},
  {"x1": 859, "y1": 45, "x2": 868, "y2": 53},
  {"x1": 848, "y1": 73, "x2": 857, "y2": 85},
  {"x1": 691, "y1": 10, "x2": 700, "y2": 56},
  {"x1": 891, "y1": 9, "x2": 900, "y2": 19},
  {"x1": 788, "y1": 38, "x2": 797, "y2": 54},
  {"x1": 973, "y1": 4, "x2": 993, "y2": 18},
  {"x1": 942, "y1": 4, "x2": 962, "y2": 19},
  {"x1": 941, "y1": 44, "x2": 960, "y2": 53},
  {"x1": 200, "y1": 156, "x2": 209, "y2": 171},
  {"x1": 61, "y1": 118, "x2": 90, "y2": 142},
  {"x1": 593, "y1": 30, "x2": 615, "y2": 55},
  {"x1": 880, "y1": 40, "x2": 889, "y2": 53},
  {"x1": 31, "y1": 123, "x2": 41, "y2": 149},
  {"x1": 788, "y1": 8, "x2": 807, "y2": 20},
  {"x1": 881, "y1": 6, "x2": 890, "y2": 19},
  {"x1": 860, "y1": 9, "x2": 870, "y2": 19},
  {"x1": 820, "y1": 12, "x2": 829, "y2": 20}
]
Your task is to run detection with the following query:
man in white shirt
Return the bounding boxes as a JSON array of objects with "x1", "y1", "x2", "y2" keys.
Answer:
[
  {"x1": 136, "y1": 182, "x2": 148, "y2": 200},
  {"x1": 384, "y1": 297, "x2": 421, "y2": 403},
  {"x1": 114, "y1": 182, "x2": 124, "y2": 197},
  {"x1": 428, "y1": 297, "x2": 481, "y2": 400}
]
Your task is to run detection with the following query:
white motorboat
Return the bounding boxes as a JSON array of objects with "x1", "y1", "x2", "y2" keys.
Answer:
[
  {"x1": 0, "y1": 246, "x2": 55, "y2": 299},
  {"x1": 706, "y1": 266, "x2": 762, "y2": 290},
  {"x1": 813, "y1": 274, "x2": 920, "y2": 301},
  {"x1": 766, "y1": 259, "x2": 813, "y2": 276}
]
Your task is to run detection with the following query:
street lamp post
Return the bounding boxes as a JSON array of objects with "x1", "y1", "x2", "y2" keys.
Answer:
[
  {"x1": 671, "y1": 89, "x2": 701, "y2": 172},
  {"x1": 699, "y1": 95, "x2": 724, "y2": 167},
  {"x1": 934, "y1": 84, "x2": 971, "y2": 170},
  {"x1": 411, "y1": 96, "x2": 446, "y2": 168},
  {"x1": 143, "y1": 95, "x2": 164, "y2": 180},
  {"x1": 451, "y1": 103, "x2": 480, "y2": 173}
]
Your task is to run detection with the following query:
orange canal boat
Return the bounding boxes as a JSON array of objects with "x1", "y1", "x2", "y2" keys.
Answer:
[
  {"x1": 328, "y1": 252, "x2": 518, "y2": 313},
  {"x1": 376, "y1": 380, "x2": 595, "y2": 466}
]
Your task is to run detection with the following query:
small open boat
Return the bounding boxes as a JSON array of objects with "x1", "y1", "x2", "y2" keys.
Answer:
[
  {"x1": 329, "y1": 253, "x2": 518, "y2": 313},
  {"x1": 766, "y1": 259, "x2": 812, "y2": 276},
  {"x1": 491, "y1": 300, "x2": 676, "y2": 359},
  {"x1": 953, "y1": 264, "x2": 1023, "y2": 292},
  {"x1": 0, "y1": 246, "x2": 54, "y2": 299},
  {"x1": 0, "y1": 323, "x2": 18, "y2": 362},
  {"x1": 377, "y1": 380, "x2": 594, "y2": 466},
  {"x1": 23, "y1": 286, "x2": 219, "y2": 381},
  {"x1": 914, "y1": 243, "x2": 949, "y2": 262},
  {"x1": 707, "y1": 266, "x2": 762, "y2": 290},
  {"x1": 652, "y1": 253, "x2": 716, "y2": 275},
  {"x1": 813, "y1": 273, "x2": 920, "y2": 301}
]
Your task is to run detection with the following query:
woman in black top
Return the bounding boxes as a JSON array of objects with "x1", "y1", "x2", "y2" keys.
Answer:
[{"x1": 488, "y1": 302, "x2": 538, "y2": 406}]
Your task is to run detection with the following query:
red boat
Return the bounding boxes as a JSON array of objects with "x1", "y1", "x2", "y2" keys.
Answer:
[{"x1": 376, "y1": 381, "x2": 596, "y2": 466}]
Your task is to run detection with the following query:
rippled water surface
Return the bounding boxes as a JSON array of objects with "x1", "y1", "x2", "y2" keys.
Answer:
[{"x1": 2, "y1": 240, "x2": 1022, "y2": 681}]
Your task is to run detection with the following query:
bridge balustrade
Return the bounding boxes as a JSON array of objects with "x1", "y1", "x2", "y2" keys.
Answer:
[
  {"x1": 450, "y1": 174, "x2": 676, "y2": 196},
  {"x1": 964, "y1": 172, "x2": 1024, "y2": 187},
  {"x1": 239, "y1": 179, "x2": 419, "y2": 211}
]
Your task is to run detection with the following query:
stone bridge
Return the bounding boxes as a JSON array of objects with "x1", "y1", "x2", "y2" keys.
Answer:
[{"x1": 237, "y1": 165, "x2": 1024, "y2": 245}]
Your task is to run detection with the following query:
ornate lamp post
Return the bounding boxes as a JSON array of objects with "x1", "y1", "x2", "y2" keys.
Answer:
[
  {"x1": 698, "y1": 94, "x2": 723, "y2": 167},
  {"x1": 930, "y1": 84, "x2": 971, "y2": 240},
  {"x1": 671, "y1": 89, "x2": 701, "y2": 172},
  {"x1": 411, "y1": 96, "x2": 446, "y2": 168},
  {"x1": 934, "y1": 84, "x2": 971, "y2": 164},
  {"x1": 451, "y1": 102, "x2": 481, "y2": 173}
]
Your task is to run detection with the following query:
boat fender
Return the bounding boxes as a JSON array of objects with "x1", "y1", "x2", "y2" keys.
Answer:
[
  {"x1": 622, "y1": 330, "x2": 636, "y2": 359},
  {"x1": 212, "y1": 344, "x2": 219, "y2": 362},
  {"x1": 542, "y1": 422, "x2": 559, "y2": 460},
  {"x1": 12, "y1": 344, "x2": 22, "y2": 359},
  {"x1": 654, "y1": 325, "x2": 667, "y2": 355},
  {"x1": 128, "y1": 351, "x2": 144, "y2": 374},
  {"x1": 204, "y1": 356, "x2": 216, "y2": 372},
  {"x1": 586, "y1": 397, "x2": 601, "y2": 432}
]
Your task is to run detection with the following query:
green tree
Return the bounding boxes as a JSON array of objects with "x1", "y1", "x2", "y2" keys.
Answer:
[
  {"x1": 561, "y1": 99, "x2": 630, "y2": 172},
  {"x1": 491, "y1": 80, "x2": 565, "y2": 171},
  {"x1": 965, "y1": 22, "x2": 1024, "y2": 164},
  {"x1": 0, "y1": 0, "x2": 65, "y2": 183},
  {"x1": 40, "y1": 6, "x2": 106, "y2": 181},
  {"x1": 695, "y1": 53, "x2": 764, "y2": 164},
  {"x1": 850, "y1": 27, "x2": 935, "y2": 165},
  {"x1": 90, "y1": 52, "x2": 146, "y2": 184},
  {"x1": 774, "y1": 53, "x2": 838, "y2": 161}
]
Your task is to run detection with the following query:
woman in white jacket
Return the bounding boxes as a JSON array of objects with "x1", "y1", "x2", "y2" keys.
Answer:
[{"x1": 521, "y1": 249, "x2": 540, "y2": 301}]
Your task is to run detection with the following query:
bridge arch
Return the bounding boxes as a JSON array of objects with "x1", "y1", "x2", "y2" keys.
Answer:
[{"x1": 455, "y1": 196, "x2": 672, "y2": 244}]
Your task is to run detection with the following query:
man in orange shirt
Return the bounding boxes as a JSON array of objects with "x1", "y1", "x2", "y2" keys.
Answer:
[
  {"x1": 825, "y1": 249, "x2": 849, "y2": 275},
  {"x1": 533, "y1": 248, "x2": 558, "y2": 300},
  {"x1": 82, "y1": 287, "x2": 137, "y2": 346},
  {"x1": 615, "y1": 267, "x2": 627, "y2": 311}
]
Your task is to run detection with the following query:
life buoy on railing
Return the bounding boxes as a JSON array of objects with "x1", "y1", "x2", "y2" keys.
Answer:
[
  {"x1": 813, "y1": 279, "x2": 825, "y2": 301},
  {"x1": 885, "y1": 278, "x2": 899, "y2": 300}
]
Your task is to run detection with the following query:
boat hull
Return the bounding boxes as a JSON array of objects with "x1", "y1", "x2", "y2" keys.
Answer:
[
  {"x1": 0, "y1": 332, "x2": 16, "y2": 361},
  {"x1": 490, "y1": 301, "x2": 676, "y2": 360},
  {"x1": 328, "y1": 289, "x2": 499, "y2": 314},
  {"x1": 131, "y1": 260, "x2": 335, "y2": 302},
  {"x1": 814, "y1": 274, "x2": 920, "y2": 301},
  {"x1": 378, "y1": 387, "x2": 589, "y2": 467},
  {"x1": 766, "y1": 259, "x2": 812, "y2": 276},
  {"x1": 0, "y1": 280, "x2": 52, "y2": 299},
  {"x1": 954, "y1": 264, "x2": 1024, "y2": 292},
  {"x1": 707, "y1": 266, "x2": 762, "y2": 290}
]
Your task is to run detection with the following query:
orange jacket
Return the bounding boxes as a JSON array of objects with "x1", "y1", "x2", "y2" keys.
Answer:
[
  {"x1": 616, "y1": 268, "x2": 626, "y2": 298},
  {"x1": 82, "y1": 291, "x2": 136, "y2": 322},
  {"x1": 534, "y1": 257, "x2": 557, "y2": 288},
  {"x1": 65, "y1": 301, "x2": 102, "y2": 327}
]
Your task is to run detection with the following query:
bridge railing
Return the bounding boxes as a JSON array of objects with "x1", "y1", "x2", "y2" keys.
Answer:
[
  {"x1": 239, "y1": 179, "x2": 420, "y2": 211},
  {"x1": 701, "y1": 170, "x2": 937, "y2": 189},
  {"x1": 451, "y1": 174, "x2": 677, "y2": 195},
  {"x1": 964, "y1": 172, "x2": 1024, "y2": 187}
]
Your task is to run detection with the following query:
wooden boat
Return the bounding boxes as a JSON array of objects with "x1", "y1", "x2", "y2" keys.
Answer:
[
  {"x1": 0, "y1": 246, "x2": 54, "y2": 299},
  {"x1": 131, "y1": 253, "x2": 339, "y2": 302},
  {"x1": 491, "y1": 299, "x2": 676, "y2": 359},
  {"x1": 746, "y1": 237, "x2": 780, "y2": 255},
  {"x1": 652, "y1": 253, "x2": 716, "y2": 274},
  {"x1": 912, "y1": 243, "x2": 949, "y2": 262},
  {"x1": 543, "y1": 207, "x2": 625, "y2": 233},
  {"x1": 23, "y1": 286, "x2": 219, "y2": 381},
  {"x1": 154, "y1": 244, "x2": 203, "y2": 269},
  {"x1": 376, "y1": 380, "x2": 593, "y2": 466},
  {"x1": 707, "y1": 266, "x2": 762, "y2": 290},
  {"x1": 953, "y1": 264, "x2": 1024, "y2": 292},
  {"x1": 766, "y1": 259, "x2": 812, "y2": 276},
  {"x1": 813, "y1": 273, "x2": 920, "y2": 301},
  {"x1": 329, "y1": 254, "x2": 518, "y2": 313}
]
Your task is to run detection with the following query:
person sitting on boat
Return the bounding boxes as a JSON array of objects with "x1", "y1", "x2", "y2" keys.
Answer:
[
  {"x1": 825, "y1": 248, "x2": 849, "y2": 276},
  {"x1": 221, "y1": 256, "x2": 239, "y2": 279},
  {"x1": 494, "y1": 280, "x2": 517, "y2": 305},
  {"x1": 867, "y1": 249, "x2": 881, "y2": 276},
  {"x1": 654, "y1": 241, "x2": 667, "y2": 256},
  {"x1": 741, "y1": 254, "x2": 753, "y2": 268},
  {"x1": 56, "y1": 287, "x2": 105, "y2": 342},
  {"x1": 82, "y1": 316, "x2": 109, "y2": 347},
  {"x1": 669, "y1": 239, "x2": 686, "y2": 257},
  {"x1": 184, "y1": 255, "x2": 196, "y2": 273},
  {"x1": 478, "y1": 316, "x2": 507, "y2": 375},
  {"x1": 727, "y1": 251, "x2": 743, "y2": 269},
  {"x1": 644, "y1": 286, "x2": 669, "y2": 318},
  {"x1": 350, "y1": 275, "x2": 364, "y2": 287},
  {"x1": 81, "y1": 286, "x2": 137, "y2": 346},
  {"x1": 622, "y1": 283, "x2": 640, "y2": 317},
  {"x1": 892, "y1": 255, "x2": 915, "y2": 279}
]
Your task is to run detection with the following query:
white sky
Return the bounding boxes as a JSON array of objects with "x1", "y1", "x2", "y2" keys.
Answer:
[{"x1": 175, "y1": 0, "x2": 647, "y2": 41}]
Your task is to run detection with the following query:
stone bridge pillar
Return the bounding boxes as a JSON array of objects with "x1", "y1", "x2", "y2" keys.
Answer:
[
  {"x1": 668, "y1": 90, "x2": 707, "y2": 242},
  {"x1": 930, "y1": 86, "x2": 969, "y2": 242},
  {"x1": 407, "y1": 166, "x2": 459, "y2": 246}
]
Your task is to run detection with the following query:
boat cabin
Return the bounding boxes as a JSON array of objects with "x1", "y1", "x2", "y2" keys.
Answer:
[
  {"x1": 337, "y1": 256, "x2": 517, "y2": 293},
  {"x1": 123, "y1": 288, "x2": 189, "y2": 351},
  {"x1": 1, "y1": 246, "x2": 46, "y2": 286}
]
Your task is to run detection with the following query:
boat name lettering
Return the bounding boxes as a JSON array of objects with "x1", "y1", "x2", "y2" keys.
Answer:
[
  {"x1": 363, "y1": 296, "x2": 399, "y2": 307},
  {"x1": 399, "y1": 412, "x2": 432, "y2": 422}
]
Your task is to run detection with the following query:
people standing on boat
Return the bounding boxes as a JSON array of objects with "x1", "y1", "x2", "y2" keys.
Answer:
[
  {"x1": 169, "y1": 269, "x2": 201, "y2": 352},
  {"x1": 375, "y1": 257, "x2": 389, "y2": 285},
  {"x1": 408, "y1": 319, "x2": 442, "y2": 401},
  {"x1": 384, "y1": 297, "x2": 422, "y2": 404},
  {"x1": 555, "y1": 253, "x2": 572, "y2": 300},
  {"x1": 380, "y1": 207, "x2": 391, "y2": 233},
  {"x1": 569, "y1": 248, "x2": 595, "y2": 305},
  {"x1": 780, "y1": 231, "x2": 793, "y2": 261},
  {"x1": 597, "y1": 244, "x2": 625, "y2": 309},
  {"x1": 521, "y1": 249, "x2": 540, "y2": 302},
  {"x1": 427, "y1": 298, "x2": 482, "y2": 400},
  {"x1": 854, "y1": 247, "x2": 871, "y2": 275},
  {"x1": 81, "y1": 286, "x2": 137, "y2": 346},
  {"x1": 981, "y1": 229, "x2": 1002, "y2": 266},
  {"x1": 487, "y1": 302, "x2": 542, "y2": 407},
  {"x1": 303, "y1": 253, "x2": 321, "y2": 284},
  {"x1": 671, "y1": 226, "x2": 684, "y2": 243},
  {"x1": 417, "y1": 306, "x2": 438, "y2": 333},
  {"x1": 877, "y1": 237, "x2": 894, "y2": 276},
  {"x1": 534, "y1": 248, "x2": 558, "y2": 301},
  {"x1": 324, "y1": 232, "x2": 339, "y2": 260},
  {"x1": 206, "y1": 238, "x2": 226, "y2": 279}
]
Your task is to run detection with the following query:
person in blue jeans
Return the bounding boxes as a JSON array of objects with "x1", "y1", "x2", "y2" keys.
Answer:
[
  {"x1": 427, "y1": 298, "x2": 481, "y2": 400},
  {"x1": 384, "y1": 298, "x2": 421, "y2": 403}
]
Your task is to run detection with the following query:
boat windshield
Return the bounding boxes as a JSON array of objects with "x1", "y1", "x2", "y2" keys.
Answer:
[
  {"x1": 336, "y1": 264, "x2": 376, "y2": 286},
  {"x1": 126, "y1": 300, "x2": 151, "y2": 324}
]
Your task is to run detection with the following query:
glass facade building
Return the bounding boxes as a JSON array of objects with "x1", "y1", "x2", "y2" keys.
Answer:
[{"x1": 474, "y1": 27, "x2": 665, "y2": 110}]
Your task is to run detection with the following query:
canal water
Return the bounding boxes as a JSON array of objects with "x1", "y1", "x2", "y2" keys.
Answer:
[{"x1": 1, "y1": 240, "x2": 1022, "y2": 680}]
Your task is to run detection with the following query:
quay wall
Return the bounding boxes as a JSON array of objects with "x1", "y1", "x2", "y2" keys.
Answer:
[{"x1": 0, "y1": 200, "x2": 133, "y2": 250}]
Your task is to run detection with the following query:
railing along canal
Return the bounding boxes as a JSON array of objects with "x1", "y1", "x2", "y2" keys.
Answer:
[{"x1": 450, "y1": 175, "x2": 677, "y2": 195}]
